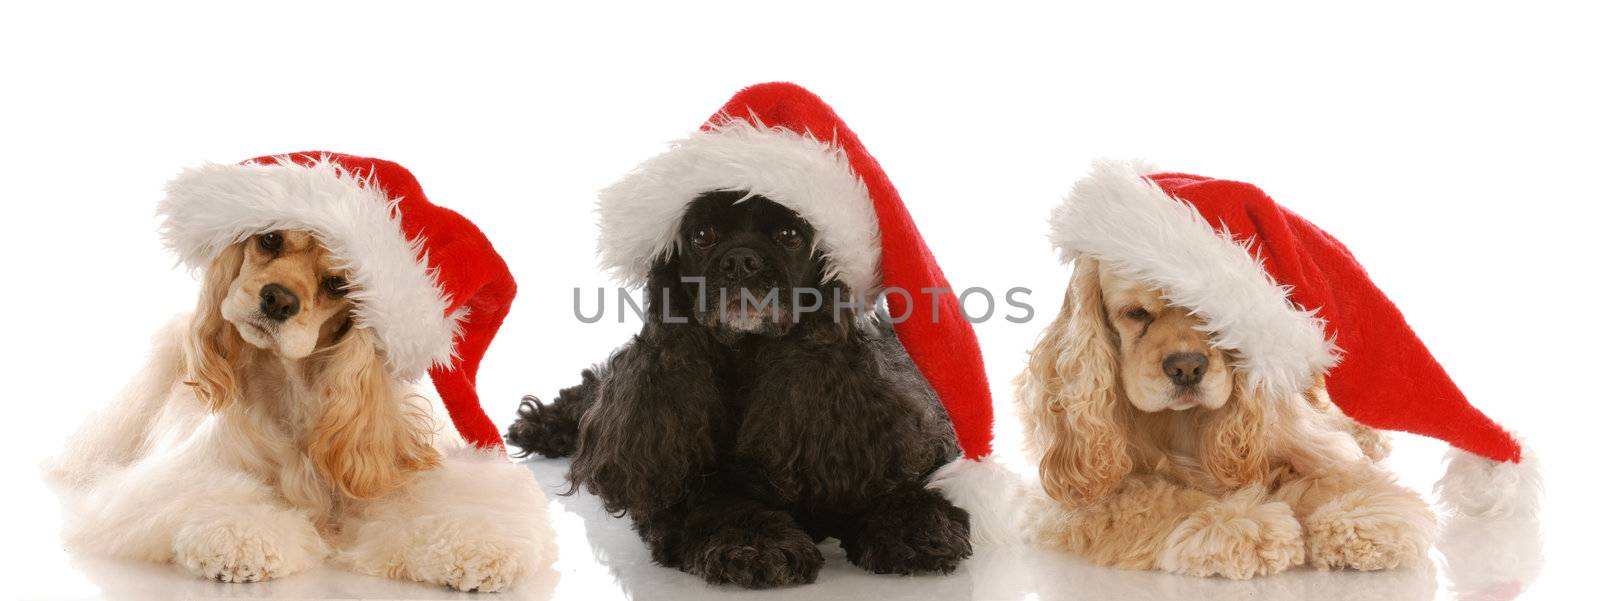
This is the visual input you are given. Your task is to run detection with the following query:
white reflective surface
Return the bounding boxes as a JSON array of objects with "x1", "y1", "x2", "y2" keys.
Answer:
[
  {"x1": 3, "y1": 3, "x2": 1593, "y2": 599},
  {"x1": 14, "y1": 436, "x2": 1558, "y2": 601}
]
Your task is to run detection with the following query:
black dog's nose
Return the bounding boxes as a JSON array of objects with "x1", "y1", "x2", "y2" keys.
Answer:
[
  {"x1": 1162, "y1": 352, "x2": 1208, "y2": 387},
  {"x1": 259, "y1": 283, "x2": 301, "y2": 322},
  {"x1": 719, "y1": 248, "x2": 764, "y2": 280}
]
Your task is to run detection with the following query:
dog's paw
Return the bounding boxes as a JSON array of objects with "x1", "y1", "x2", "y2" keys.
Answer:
[
  {"x1": 343, "y1": 511, "x2": 547, "y2": 593},
  {"x1": 689, "y1": 523, "x2": 823, "y2": 588},
  {"x1": 173, "y1": 509, "x2": 324, "y2": 583},
  {"x1": 1304, "y1": 488, "x2": 1434, "y2": 571},
  {"x1": 507, "y1": 396, "x2": 577, "y2": 459},
  {"x1": 1159, "y1": 488, "x2": 1305, "y2": 579},
  {"x1": 415, "y1": 539, "x2": 526, "y2": 593},
  {"x1": 846, "y1": 493, "x2": 973, "y2": 575}
]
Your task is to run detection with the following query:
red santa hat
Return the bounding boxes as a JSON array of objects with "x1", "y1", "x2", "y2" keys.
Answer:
[
  {"x1": 1051, "y1": 160, "x2": 1538, "y2": 518},
  {"x1": 598, "y1": 82, "x2": 1014, "y2": 539},
  {"x1": 157, "y1": 152, "x2": 515, "y2": 451}
]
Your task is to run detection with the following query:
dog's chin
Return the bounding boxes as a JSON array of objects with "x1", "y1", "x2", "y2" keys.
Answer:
[
  {"x1": 693, "y1": 294, "x2": 797, "y2": 337},
  {"x1": 232, "y1": 317, "x2": 276, "y2": 349},
  {"x1": 1131, "y1": 388, "x2": 1228, "y2": 413},
  {"x1": 1166, "y1": 396, "x2": 1202, "y2": 412},
  {"x1": 690, "y1": 283, "x2": 804, "y2": 338},
  {"x1": 698, "y1": 305, "x2": 795, "y2": 337},
  {"x1": 221, "y1": 305, "x2": 319, "y2": 359}
]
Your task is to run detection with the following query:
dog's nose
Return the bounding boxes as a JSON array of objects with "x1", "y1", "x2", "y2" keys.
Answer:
[
  {"x1": 719, "y1": 248, "x2": 764, "y2": 280},
  {"x1": 259, "y1": 283, "x2": 301, "y2": 322},
  {"x1": 1162, "y1": 352, "x2": 1208, "y2": 387}
]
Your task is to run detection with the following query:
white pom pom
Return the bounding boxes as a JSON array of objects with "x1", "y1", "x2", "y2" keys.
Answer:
[
  {"x1": 926, "y1": 457, "x2": 1024, "y2": 546},
  {"x1": 1435, "y1": 444, "x2": 1541, "y2": 520}
]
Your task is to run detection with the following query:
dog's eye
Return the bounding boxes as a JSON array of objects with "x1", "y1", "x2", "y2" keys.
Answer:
[
  {"x1": 256, "y1": 232, "x2": 284, "y2": 253},
  {"x1": 322, "y1": 276, "x2": 350, "y2": 297},
  {"x1": 690, "y1": 226, "x2": 718, "y2": 249},
  {"x1": 773, "y1": 228, "x2": 805, "y2": 250},
  {"x1": 1124, "y1": 307, "x2": 1153, "y2": 321}
]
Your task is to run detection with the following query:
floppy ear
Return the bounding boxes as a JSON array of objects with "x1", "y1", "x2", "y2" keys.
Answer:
[
  {"x1": 1198, "y1": 374, "x2": 1270, "y2": 488},
  {"x1": 309, "y1": 326, "x2": 440, "y2": 499},
  {"x1": 567, "y1": 258, "x2": 725, "y2": 516},
  {"x1": 644, "y1": 255, "x2": 698, "y2": 326},
  {"x1": 1021, "y1": 258, "x2": 1132, "y2": 507},
  {"x1": 185, "y1": 242, "x2": 247, "y2": 410}
]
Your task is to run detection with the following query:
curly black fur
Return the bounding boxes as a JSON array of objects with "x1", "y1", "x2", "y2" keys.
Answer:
[{"x1": 510, "y1": 193, "x2": 971, "y2": 587}]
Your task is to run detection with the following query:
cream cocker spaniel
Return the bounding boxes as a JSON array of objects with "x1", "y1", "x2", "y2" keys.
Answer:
[
  {"x1": 48, "y1": 230, "x2": 554, "y2": 592},
  {"x1": 1019, "y1": 258, "x2": 1435, "y2": 579}
]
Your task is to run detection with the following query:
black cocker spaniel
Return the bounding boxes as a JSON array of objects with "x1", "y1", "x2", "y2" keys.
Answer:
[{"x1": 509, "y1": 192, "x2": 973, "y2": 588}]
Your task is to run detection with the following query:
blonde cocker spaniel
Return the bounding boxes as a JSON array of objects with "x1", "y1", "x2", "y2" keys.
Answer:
[
  {"x1": 47, "y1": 231, "x2": 554, "y2": 592},
  {"x1": 1019, "y1": 258, "x2": 1435, "y2": 579}
]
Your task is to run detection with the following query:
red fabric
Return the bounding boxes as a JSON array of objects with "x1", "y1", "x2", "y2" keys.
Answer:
[
  {"x1": 1149, "y1": 173, "x2": 1520, "y2": 463},
  {"x1": 247, "y1": 152, "x2": 514, "y2": 451},
  {"x1": 706, "y1": 83, "x2": 995, "y2": 458}
]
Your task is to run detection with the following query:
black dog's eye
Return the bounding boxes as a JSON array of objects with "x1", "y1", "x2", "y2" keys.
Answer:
[
  {"x1": 256, "y1": 232, "x2": 284, "y2": 253},
  {"x1": 690, "y1": 226, "x2": 718, "y2": 249},
  {"x1": 1125, "y1": 307, "x2": 1153, "y2": 321},
  {"x1": 322, "y1": 276, "x2": 350, "y2": 297},
  {"x1": 773, "y1": 227, "x2": 805, "y2": 250}
]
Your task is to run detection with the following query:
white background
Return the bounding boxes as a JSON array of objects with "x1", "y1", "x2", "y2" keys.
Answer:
[{"x1": 2, "y1": 2, "x2": 1596, "y2": 600}]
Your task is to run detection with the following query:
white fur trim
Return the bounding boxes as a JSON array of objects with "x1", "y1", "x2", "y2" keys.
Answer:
[
  {"x1": 1436, "y1": 443, "x2": 1541, "y2": 520},
  {"x1": 597, "y1": 118, "x2": 882, "y2": 293},
  {"x1": 926, "y1": 458, "x2": 1023, "y2": 547},
  {"x1": 1050, "y1": 159, "x2": 1340, "y2": 399},
  {"x1": 159, "y1": 157, "x2": 459, "y2": 379}
]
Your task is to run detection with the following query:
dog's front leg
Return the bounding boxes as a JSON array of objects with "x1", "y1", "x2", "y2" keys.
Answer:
[
  {"x1": 337, "y1": 450, "x2": 558, "y2": 592},
  {"x1": 1273, "y1": 466, "x2": 1435, "y2": 571},
  {"x1": 838, "y1": 485, "x2": 972, "y2": 575},
  {"x1": 1031, "y1": 475, "x2": 1304, "y2": 579},
  {"x1": 635, "y1": 491, "x2": 823, "y2": 589},
  {"x1": 66, "y1": 450, "x2": 326, "y2": 583}
]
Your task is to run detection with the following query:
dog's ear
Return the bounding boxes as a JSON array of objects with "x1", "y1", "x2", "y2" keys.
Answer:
[
  {"x1": 1021, "y1": 258, "x2": 1132, "y2": 507},
  {"x1": 642, "y1": 256, "x2": 695, "y2": 327},
  {"x1": 1274, "y1": 377, "x2": 1373, "y2": 476},
  {"x1": 308, "y1": 326, "x2": 440, "y2": 499},
  {"x1": 568, "y1": 286, "x2": 724, "y2": 516},
  {"x1": 1198, "y1": 375, "x2": 1270, "y2": 488},
  {"x1": 185, "y1": 242, "x2": 247, "y2": 411}
]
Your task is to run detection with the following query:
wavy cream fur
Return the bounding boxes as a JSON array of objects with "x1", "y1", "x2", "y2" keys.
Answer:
[
  {"x1": 598, "y1": 118, "x2": 883, "y2": 294},
  {"x1": 160, "y1": 157, "x2": 460, "y2": 379},
  {"x1": 338, "y1": 448, "x2": 558, "y2": 592},
  {"x1": 1018, "y1": 261, "x2": 1434, "y2": 578},
  {"x1": 1050, "y1": 160, "x2": 1339, "y2": 399},
  {"x1": 46, "y1": 315, "x2": 554, "y2": 591}
]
